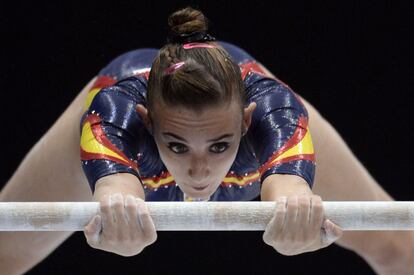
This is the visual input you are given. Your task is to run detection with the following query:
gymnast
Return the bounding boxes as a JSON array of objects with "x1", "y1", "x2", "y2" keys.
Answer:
[{"x1": 0, "y1": 6, "x2": 413, "y2": 275}]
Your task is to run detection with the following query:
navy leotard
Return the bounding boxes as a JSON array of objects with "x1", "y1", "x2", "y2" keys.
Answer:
[{"x1": 80, "y1": 41, "x2": 316, "y2": 201}]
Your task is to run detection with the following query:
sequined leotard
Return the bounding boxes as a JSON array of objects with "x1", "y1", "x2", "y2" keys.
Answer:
[{"x1": 80, "y1": 41, "x2": 316, "y2": 201}]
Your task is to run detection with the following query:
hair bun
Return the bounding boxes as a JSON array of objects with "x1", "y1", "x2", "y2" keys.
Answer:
[{"x1": 167, "y1": 6, "x2": 209, "y2": 35}]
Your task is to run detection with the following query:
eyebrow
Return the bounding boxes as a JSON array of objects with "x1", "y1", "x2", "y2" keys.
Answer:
[{"x1": 162, "y1": 132, "x2": 234, "y2": 143}]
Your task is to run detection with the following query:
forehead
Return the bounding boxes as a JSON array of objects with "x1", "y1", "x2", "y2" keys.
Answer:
[{"x1": 152, "y1": 101, "x2": 242, "y2": 130}]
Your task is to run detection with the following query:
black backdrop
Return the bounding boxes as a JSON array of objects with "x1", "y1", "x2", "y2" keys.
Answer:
[{"x1": 0, "y1": 1, "x2": 413, "y2": 274}]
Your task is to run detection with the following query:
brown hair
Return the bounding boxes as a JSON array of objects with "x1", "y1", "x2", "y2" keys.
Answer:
[{"x1": 147, "y1": 6, "x2": 245, "y2": 117}]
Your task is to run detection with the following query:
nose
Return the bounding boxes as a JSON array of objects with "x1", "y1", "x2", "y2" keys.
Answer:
[{"x1": 188, "y1": 155, "x2": 209, "y2": 183}]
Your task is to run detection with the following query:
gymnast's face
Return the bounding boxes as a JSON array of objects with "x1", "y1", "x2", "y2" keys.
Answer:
[{"x1": 136, "y1": 101, "x2": 256, "y2": 199}]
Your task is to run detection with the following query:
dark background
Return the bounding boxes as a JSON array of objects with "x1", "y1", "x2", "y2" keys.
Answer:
[{"x1": 0, "y1": 1, "x2": 413, "y2": 274}]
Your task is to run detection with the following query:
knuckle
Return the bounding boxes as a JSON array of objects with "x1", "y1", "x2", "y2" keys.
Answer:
[
  {"x1": 139, "y1": 214, "x2": 151, "y2": 226},
  {"x1": 112, "y1": 193, "x2": 124, "y2": 200},
  {"x1": 312, "y1": 198, "x2": 323, "y2": 208},
  {"x1": 135, "y1": 197, "x2": 145, "y2": 204},
  {"x1": 288, "y1": 196, "x2": 299, "y2": 207},
  {"x1": 299, "y1": 201, "x2": 309, "y2": 210},
  {"x1": 313, "y1": 203, "x2": 323, "y2": 213},
  {"x1": 100, "y1": 195, "x2": 111, "y2": 205},
  {"x1": 312, "y1": 195, "x2": 322, "y2": 204},
  {"x1": 100, "y1": 204, "x2": 111, "y2": 214},
  {"x1": 138, "y1": 202, "x2": 149, "y2": 213},
  {"x1": 288, "y1": 196, "x2": 298, "y2": 203},
  {"x1": 297, "y1": 194, "x2": 307, "y2": 200},
  {"x1": 101, "y1": 194, "x2": 111, "y2": 203},
  {"x1": 298, "y1": 196, "x2": 310, "y2": 207},
  {"x1": 125, "y1": 194, "x2": 135, "y2": 201},
  {"x1": 313, "y1": 194, "x2": 322, "y2": 200},
  {"x1": 112, "y1": 199, "x2": 124, "y2": 209},
  {"x1": 277, "y1": 196, "x2": 287, "y2": 204},
  {"x1": 125, "y1": 196, "x2": 136, "y2": 207},
  {"x1": 125, "y1": 203, "x2": 136, "y2": 212},
  {"x1": 137, "y1": 203, "x2": 150, "y2": 216}
]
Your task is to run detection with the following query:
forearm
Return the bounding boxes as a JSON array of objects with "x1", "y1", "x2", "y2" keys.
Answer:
[
  {"x1": 93, "y1": 173, "x2": 145, "y2": 201},
  {"x1": 85, "y1": 172, "x2": 157, "y2": 257},
  {"x1": 260, "y1": 174, "x2": 312, "y2": 201}
]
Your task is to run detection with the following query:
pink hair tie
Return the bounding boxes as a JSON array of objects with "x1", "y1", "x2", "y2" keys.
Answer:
[
  {"x1": 183, "y1": 42, "x2": 216, "y2": 49},
  {"x1": 164, "y1": 61, "x2": 185, "y2": 74}
]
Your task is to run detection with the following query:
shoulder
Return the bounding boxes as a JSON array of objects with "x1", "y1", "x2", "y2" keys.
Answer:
[
  {"x1": 217, "y1": 40, "x2": 298, "y2": 100},
  {"x1": 240, "y1": 62, "x2": 298, "y2": 103},
  {"x1": 217, "y1": 40, "x2": 255, "y2": 65},
  {"x1": 239, "y1": 65, "x2": 308, "y2": 125},
  {"x1": 99, "y1": 48, "x2": 159, "y2": 80}
]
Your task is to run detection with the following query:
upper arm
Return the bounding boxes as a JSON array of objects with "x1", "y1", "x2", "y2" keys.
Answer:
[
  {"x1": 245, "y1": 73, "x2": 316, "y2": 188},
  {"x1": 80, "y1": 76, "x2": 147, "y2": 193}
]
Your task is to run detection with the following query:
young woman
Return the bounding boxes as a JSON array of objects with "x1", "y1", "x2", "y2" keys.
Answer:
[{"x1": 0, "y1": 6, "x2": 412, "y2": 275}]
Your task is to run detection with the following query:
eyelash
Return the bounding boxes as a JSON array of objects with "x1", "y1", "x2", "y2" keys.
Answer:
[{"x1": 167, "y1": 142, "x2": 230, "y2": 154}]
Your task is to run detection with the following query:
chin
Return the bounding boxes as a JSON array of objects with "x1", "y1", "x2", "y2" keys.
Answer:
[
  {"x1": 181, "y1": 186, "x2": 216, "y2": 199},
  {"x1": 185, "y1": 189, "x2": 211, "y2": 199}
]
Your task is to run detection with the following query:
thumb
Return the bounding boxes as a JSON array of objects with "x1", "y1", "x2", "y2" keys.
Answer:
[
  {"x1": 84, "y1": 215, "x2": 102, "y2": 246},
  {"x1": 321, "y1": 219, "x2": 343, "y2": 246}
]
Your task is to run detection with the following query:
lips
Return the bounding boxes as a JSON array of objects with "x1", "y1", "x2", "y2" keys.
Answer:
[{"x1": 192, "y1": 185, "x2": 209, "y2": 191}]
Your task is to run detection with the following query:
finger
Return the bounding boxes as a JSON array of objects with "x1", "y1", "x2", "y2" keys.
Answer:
[
  {"x1": 100, "y1": 194, "x2": 115, "y2": 230},
  {"x1": 263, "y1": 196, "x2": 287, "y2": 246},
  {"x1": 322, "y1": 219, "x2": 343, "y2": 245},
  {"x1": 274, "y1": 196, "x2": 288, "y2": 232},
  {"x1": 112, "y1": 193, "x2": 128, "y2": 227},
  {"x1": 136, "y1": 199, "x2": 157, "y2": 243},
  {"x1": 111, "y1": 193, "x2": 129, "y2": 240},
  {"x1": 124, "y1": 195, "x2": 141, "y2": 232},
  {"x1": 284, "y1": 196, "x2": 299, "y2": 236},
  {"x1": 309, "y1": 195, "x2": 324, "y2": 232},
  {"x1": 297, "y1": 195, "x2": 311, "y2": 230},
  {"x1": 84, "y1": 215, "x2": 102, "y2": 246}
]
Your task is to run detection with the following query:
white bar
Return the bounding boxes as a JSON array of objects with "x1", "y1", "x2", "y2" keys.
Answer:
[{"x1": 0, "y1": 201, "x2": 413, "y2": 231}]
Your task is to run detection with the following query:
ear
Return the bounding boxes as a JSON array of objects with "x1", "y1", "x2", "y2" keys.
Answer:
[
  {"x1": 242, "y1": 102, "x2": 257, "y2": 134},
  {"x1": 136, "y1": 104, "x2": 153, "y2": 134}
]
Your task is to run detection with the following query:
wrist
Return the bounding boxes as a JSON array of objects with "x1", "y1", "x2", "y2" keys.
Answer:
[
  {"x1": 261, "y1": 174, "x2": 312, "y2": 201},
  {"x1": 93, "y1": 173, "x2": 145, "y2": 201}
]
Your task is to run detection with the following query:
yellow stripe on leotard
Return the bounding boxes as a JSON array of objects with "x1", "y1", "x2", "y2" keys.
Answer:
[
  {"x1": 269, "y1": 126, "x2": 314, "y2": 165},
  {"x1": 83, "y1": 88, "x2": 101, "y2": 111},
  {"x1": 80, "y1": 121, "x2": 129, "y2": 163}
]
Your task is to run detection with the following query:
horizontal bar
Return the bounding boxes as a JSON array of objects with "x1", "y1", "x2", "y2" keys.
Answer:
[{"x1": 0, "y1": 201, "x2": 413, "y2": 231}]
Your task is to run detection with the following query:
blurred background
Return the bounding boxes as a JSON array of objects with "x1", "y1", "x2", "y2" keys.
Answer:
[{"x1": 0, "y1": 1, "x2": 412, "y2": 274}]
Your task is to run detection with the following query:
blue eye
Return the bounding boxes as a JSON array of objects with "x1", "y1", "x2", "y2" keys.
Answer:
[
  {"x1": 210, "y1": 142, "x2": 229, "y2": 153},
  {"x1": 167, "y1": 143, "x2": 188, "y2": 154}
]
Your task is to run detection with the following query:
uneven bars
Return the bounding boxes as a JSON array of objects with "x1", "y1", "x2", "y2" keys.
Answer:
[{"x1": 0, "y1": 201, "x2": 413, "y2": 231}]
